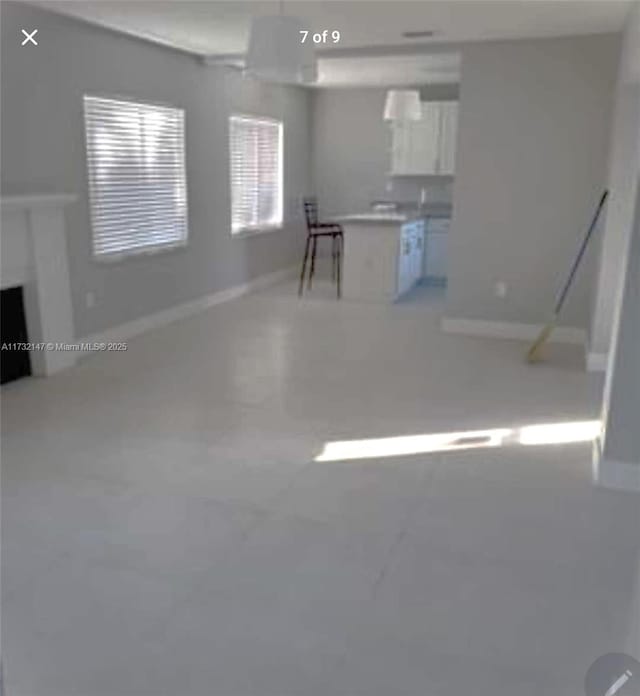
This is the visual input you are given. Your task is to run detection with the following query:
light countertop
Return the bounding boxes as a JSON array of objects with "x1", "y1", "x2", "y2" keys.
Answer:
[
  {"x1": 334, "y1": 212, "x2": 425, "y2": 225},
  {"x1": 335, "y1": 213, "x2": 408, "y2": 224},
  {"x1": 369, "y1": 202, "x2": 453, "y2": 218},
  {"x1": 334, "y1": 204, "x2": 451, "y2": 226}
]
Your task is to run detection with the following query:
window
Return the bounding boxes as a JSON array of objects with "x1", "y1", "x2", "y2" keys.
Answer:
[
  {"x1": 83, "y1": 95, "x2": 188, "y2": 258},
  {"x1": 229, "y1": 115, "x2": 283, "y2": 234}
]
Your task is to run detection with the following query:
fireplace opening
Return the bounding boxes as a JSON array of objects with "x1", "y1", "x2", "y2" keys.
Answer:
[{"x1": 1, "y1": 286, "x2": 32, "y2": 384}]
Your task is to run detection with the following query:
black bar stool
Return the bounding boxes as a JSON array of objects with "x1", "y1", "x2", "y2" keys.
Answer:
[{"x1": 299, "y1": 198, "x2": 343, "y2": 299}]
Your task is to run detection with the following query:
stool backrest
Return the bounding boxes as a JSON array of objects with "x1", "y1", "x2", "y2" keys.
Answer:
[{"x1": 303, "y1": 197, "x2": 319, "y2": 231}]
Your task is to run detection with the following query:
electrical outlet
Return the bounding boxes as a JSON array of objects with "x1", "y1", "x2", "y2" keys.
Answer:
[
  {"x1": 494, "y1": 281, "x2": 507, "y2": 299},
  {"x1": 85, "y1": 291, "x2": 96, "y2": 308}
]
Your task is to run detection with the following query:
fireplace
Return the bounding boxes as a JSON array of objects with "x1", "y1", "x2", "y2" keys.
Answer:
[{"x1": 1, "y1": 286, "x2": 32, "y2": 383}]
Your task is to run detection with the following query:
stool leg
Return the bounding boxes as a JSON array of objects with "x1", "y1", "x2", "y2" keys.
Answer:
[
  {"x1": 336, "y1": 234, "x2": 342, "y2": 299},
  {"x1": 298, "y1": 235, "x2": 311, "y2": 296},
  {"x1": 308, "y1": 236, "x2": 317, "y2": 290}
]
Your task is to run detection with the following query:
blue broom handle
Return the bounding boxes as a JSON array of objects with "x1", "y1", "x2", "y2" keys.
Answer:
[{"x1": 554, "y1": 190, "x2": 609, "y2": 315}]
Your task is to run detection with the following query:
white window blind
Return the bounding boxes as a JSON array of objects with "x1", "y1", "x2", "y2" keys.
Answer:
[
  {"x1": 83, "y1": 95, "x2": 188, "y2": 257},
  {"x1": 229, "y1": 115, "x2": 283, "y2": 234}
]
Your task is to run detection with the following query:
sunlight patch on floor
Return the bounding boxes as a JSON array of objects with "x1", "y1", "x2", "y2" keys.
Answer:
[
  {"x1": 315, "y1": 420, "x2": 601, "y2": 462},
  {"x1": 517, "y1": 420, "x2": 602, "y2": 446}
]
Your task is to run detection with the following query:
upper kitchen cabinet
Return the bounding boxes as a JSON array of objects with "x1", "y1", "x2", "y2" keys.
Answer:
[
  {"x1": 390, "y1": 101, "x2": 459, "y2": 176},
  {"x1": 437, "y1": 101, "x2": 458, "y2": 175}
]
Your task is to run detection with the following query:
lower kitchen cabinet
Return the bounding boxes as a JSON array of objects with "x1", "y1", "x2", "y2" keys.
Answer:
[
  {"x1": 338, "y1": 215, "x2": 425, "y2": 303},
  {"x1": 424, "y1": 216, "x2": 449, "y2": 281},
  {"x1": 397, "y1": 219, "x2": 425, "y2": 297}
]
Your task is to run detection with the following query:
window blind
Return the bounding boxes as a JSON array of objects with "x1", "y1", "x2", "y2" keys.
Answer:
[
  {"x1": 229, "y1": 115, "x2": 283, "y2": 234},
  {"x1": 83, "y1": 95, "x2": 188, "y2": 257}
]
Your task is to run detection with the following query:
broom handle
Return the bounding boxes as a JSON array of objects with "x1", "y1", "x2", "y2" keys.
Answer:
[{"x1": 554, "y1": 190, "x2": 608, "y2": 315}]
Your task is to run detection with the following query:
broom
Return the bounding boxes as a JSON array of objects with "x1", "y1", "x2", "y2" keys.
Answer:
[{"x1": 527, "y1": 189, "x2": 609, "y2": 363}]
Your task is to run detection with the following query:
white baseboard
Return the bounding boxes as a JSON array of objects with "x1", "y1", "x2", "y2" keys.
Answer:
[
  {"x1": 585, "y1": 350, "x2": 609, "y2": 373},
  {"x1": 78, "y1": 265, "x2": 296, "y2": 352},
  {"x1": 441, "y1": 317, "x2": 586, "y2": 345},
  {"x1": 592, "y1": 439, "x2": 640, "y2": 492}
]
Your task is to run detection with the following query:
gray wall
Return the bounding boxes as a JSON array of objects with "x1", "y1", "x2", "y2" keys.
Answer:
[
  {"x1": 446, "y1": 34, "x2": 619, "y2": 328},
  {"x1": 601, "y1": 178, "x2": 640, "y2": 468},
  {"x1": 312, "y1": 85, "x2": 458, "y2": 217},
  {"x1": 590, "y1": 2, "x2": 640, "y2": 358},
  {"x1": 589, "y1": 85, "x2": 639, "y2": 356},
  {"x1": 1, "y1": 2, "x2": 312, "y2": 338},
  {"x1": 599, "y1": 2, "x2": 640, "y2": 476}
]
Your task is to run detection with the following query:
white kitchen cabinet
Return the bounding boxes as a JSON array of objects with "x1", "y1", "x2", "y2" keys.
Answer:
[
  {"x1": 391, "y1": 121, "x2": 417, "y2": 175},
  {"x1": 340, "y1": 217, "x2": 405, "y2": 302},
  {"x1": 438, "y1": 102, "x2": 458, "y2": 175},
  {"x1": 397, "y1": 231, "x2": 413, "y2": 297},
  {"x1": 397, "y1": 219, "x2": 425, "y2": 295},
  {"x1": 338, "y1": 216, "x2": 425, "y2": 303},
  {"x1": 390, "y1": 122, "x2": 407, "y2": 175},
  {"x1": 424, "y1": 217, "x2": 449, "y2": 280},
  {"x1": 390, "y1": 101, "x2": 458, "y2": 176},
  {"x1": 412, "y1": 222, "x2": 425, "y2": 283}
]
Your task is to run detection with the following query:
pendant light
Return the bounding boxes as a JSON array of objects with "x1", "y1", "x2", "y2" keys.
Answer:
[
  {"x1": 383, "y1": 90, "x2": 422, "y2": 121},
  {"x1": 246, "y1": 10, "x2": 317, "y2": 84}
]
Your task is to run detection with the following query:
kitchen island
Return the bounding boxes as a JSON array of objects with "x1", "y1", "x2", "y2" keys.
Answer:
[{"x1": 334, "y1": 213, "x2": 425, "y2": 302}]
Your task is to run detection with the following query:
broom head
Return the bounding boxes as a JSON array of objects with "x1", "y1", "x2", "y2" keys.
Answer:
[{"x1": 527, "y1": 319, "x2": 557, "y2": 363}]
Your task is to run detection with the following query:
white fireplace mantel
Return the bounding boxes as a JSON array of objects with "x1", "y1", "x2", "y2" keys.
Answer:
[{"x1": 1, "y1": 193, "x2": 77, "y2": 376}]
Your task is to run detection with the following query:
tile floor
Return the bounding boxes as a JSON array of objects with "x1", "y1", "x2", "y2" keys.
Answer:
[{"x1": 2, "y1": 275, "x2": 639, "y2": 696}]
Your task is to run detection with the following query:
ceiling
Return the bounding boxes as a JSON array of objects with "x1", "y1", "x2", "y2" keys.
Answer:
[
  {"x1": 31, "y1": 1, "x2": 632, "y2": 86},
  {"x1": 317, "y1": 53, "x2": 461, "y2": 87}
]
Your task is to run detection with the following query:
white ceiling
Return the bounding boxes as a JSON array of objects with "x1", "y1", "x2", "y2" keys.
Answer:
[
  {"x1": 31, "y1": 1, "x2": 632, "y2": 86},
  {"x1": 317, "y1": 53, "x2": 461, "y2": 87}
]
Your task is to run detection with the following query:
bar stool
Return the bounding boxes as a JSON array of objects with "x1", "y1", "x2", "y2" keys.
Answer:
[{"x1": 299, "y1": 197, "x2": 343, "y2": 299}]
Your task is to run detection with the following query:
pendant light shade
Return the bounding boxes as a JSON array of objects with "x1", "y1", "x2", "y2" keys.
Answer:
[
  {"x1": 246, "y1": 15, "x2": 317, "y2": 84},
  {"x1": 383, "y1": 90, "x2": 422, "y2": 121}
]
